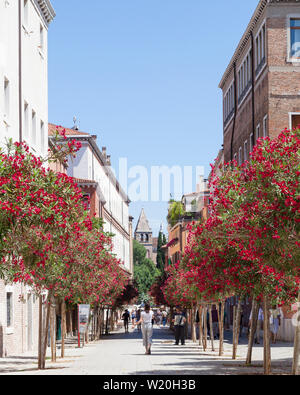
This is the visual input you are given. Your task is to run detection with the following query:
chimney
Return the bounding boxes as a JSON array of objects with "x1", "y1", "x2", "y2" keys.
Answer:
[
  {"x1": 102, "y1": 147, "x2": 107, "y2": 159},
  {"x1": 107, "y1": 155, "x2": 111, "y2": 166}
]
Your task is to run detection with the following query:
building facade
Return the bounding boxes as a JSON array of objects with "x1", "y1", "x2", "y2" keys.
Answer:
[
  {"x1": 219, "y1": 0, "x2": 300, "y2": 340},
  {"x1": 166, "y1": 181, "x2": 210, "y2": 266},
  {"x1": 49, "y1": 123, "x2": 133, "y2": 276},
  {"x1": 0, "y1": 0, "x2": 55, "y2": 155},
  {"x1": 0, "y1": 0, "x2": 55, "y2": 357},
  {"x1": 219, "y1": 0, "x2": 300, "y2": 164}
]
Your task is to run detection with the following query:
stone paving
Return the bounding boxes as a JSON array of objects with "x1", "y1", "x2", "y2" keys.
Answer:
[{"x1": 0, "y1": 324, "x2": 295, "y2": 375}]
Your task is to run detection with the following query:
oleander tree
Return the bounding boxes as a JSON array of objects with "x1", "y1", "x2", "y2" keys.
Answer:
[
  {"x1": 178, "y1": 127, "x2": 300, "y2": 374},
  {"x1": 0, "y1": 129, "x2": 128, "y2": 369}
]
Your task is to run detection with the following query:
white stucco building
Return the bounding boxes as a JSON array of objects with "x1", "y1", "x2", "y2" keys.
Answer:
[
  {"x1": 0, "y1": 0, "x2": 55, "y2": 357},
  {"x1": 49, "y1": 123, "x2": 133, "y2": 276},
  {"x1": 0, "y1": 0, "x2": 55, "y2": 155}
]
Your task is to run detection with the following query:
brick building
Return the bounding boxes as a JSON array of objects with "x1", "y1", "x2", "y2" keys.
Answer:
[
  {"x1": 219, "y1": 0, "x2": 300, "y2": 164},
  {"x1": 219, "y1": 0, "x2": 300, "y2": 340}
]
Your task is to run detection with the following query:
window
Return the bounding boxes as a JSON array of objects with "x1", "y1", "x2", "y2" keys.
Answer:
[
  {"x1": 238, "y1": 51, "x2": 252, "y2": 104},
  {"x1": 32, "y1": 110, "x2": 36, "y2": 145},
  {"x1": 6, "y1": 292, "x2": 13, "y2": 328},
  {"x1": 250, "y1": 133, "x2": 254, "y2": 154},
  {"x1": 238, "y1": 147, "x2": 242, "y2": 166},
  {"x1": 256, "y1": 124, "x2": 260, "y2": 144},
  {"x1": 255, "y1": 23, "x2": 266, "y2": 75},
  {"x1": 4, "y1": 77, "x2": 9, "y2": 119},
  {"x1": 224, "y1": 82, "x2": 235, "y2": 124},
  {"x1": 263, "y1": 115, "x2": 268, "y2": 137},
  {"x1": 292, "y1": 114, "x2": 300, "y2": 129},
  {"x1": 290, "y1": 19, "x2": 300, "y2": 58},
  {"x1": 244, "y1": 140, "x2": 248, "y2": 162},
  {"x1": 82, "y1": 194, "x2": 90, "y2": 210}
]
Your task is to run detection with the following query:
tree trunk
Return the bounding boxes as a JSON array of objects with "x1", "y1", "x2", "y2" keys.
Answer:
[
  {"x1": 292, "y1": 291, "x2": 300, "y2": 375},
  {"x1": 203, "y1": 305, "x2": 208, "y2": 352},
  {"x1": 218, "y1": 301, "x2": 225, "y2": 356},
  {"x1": 38, "y1": 296, "x2": 43, "y2": 369},
  {"x1": 96, "y1": 307, "x2": 101, "y2": 340},
  {"x1": 208, "y1": 305, "x2": 215, "y2": 351},
  {"x1": 50, "y1": 298, "x2": 56, "y2": 362},
  {"x1": 61, "y1": 301, "x2": 66, "y2": 358},
  {"x1": 105, "y1": 309, "x2": 109, "y2": 335},
  {"x1": 191, "y1": 306, "x2": 197, "y2": 343},
  {"x1": 41, "y1": 293, "x2": 51, "y2": 370},
  {"x1": 263, "y1": 295, "x2": 271, "y2": 375},
  {"x1": 232, "y1": 305, "x2": 236, "y2": 358},
  {"x1": 110, "y1": 309, "x2": 115, "y2": 332},
  {"x1": 232, "y1": 299, "x2": 242, "y2": 360},
  {"x1": 69, "y1": 310, "x2": 73, "y2": 336},
  {"x1": 246, "y1": 299, "x2": 259, "y2": 365},
  {"x1": 198, "y1": 305, "x2": 203, "y2": 348}
]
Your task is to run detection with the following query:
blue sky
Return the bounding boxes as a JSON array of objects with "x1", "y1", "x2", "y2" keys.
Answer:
[{"x1": 48, "y1": 0, "x2": 259, "y2": 236}]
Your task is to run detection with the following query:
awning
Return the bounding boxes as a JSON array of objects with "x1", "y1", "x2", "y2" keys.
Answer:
[{"x1": 166, "y1": 238, "x2": 179, "y2": 248}]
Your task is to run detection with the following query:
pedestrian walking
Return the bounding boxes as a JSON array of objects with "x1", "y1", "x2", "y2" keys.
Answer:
[
  {"x1": 122, "y1": 309, "x2": 130, "y2": 333},
  {"x1": 162, "y1": 310, "x2": 168, "y2": 327},
  {"x1": 136, "y1": 309, "x2": 141, "y2": 332},
  {"x1": 131, "y1": 309, "x2": 136, "y2": 325},
  {"x1": 156, "y1": 309, "x2": 162, "y2": 327},
  {"x1": 270, "y1": 305, "x2": 282, "y2": 344},
  {"x1": 173, "y1": 308, "x2": 186, "y2": 345},
  {"x1": 133, "y1": 303, "x2": 154, "y2": 355}
]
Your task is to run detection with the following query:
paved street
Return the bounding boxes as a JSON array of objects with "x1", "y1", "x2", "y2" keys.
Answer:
[{"x1": 0, "y1": 324, "x2": 295, "y2": 375}]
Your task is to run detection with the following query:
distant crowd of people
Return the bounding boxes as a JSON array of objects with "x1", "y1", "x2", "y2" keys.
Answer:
[
  {"x1": 120, "y1": 303, "x2": 283, "y2": 355},
  {"x1": 122, "y1": 307, "x2": 169, "y2": 333}
]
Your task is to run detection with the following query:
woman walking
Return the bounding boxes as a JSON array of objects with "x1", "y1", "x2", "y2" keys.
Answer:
[
  {"x1": 270, "y1": 305, "x2": 282, "y2": 344},
  {"x1": 133, "y1": 303, "x2": 154, "y2": 355}
]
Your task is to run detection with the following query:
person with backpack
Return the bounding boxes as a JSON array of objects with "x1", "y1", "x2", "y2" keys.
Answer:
[
  {"x1": 173, "y1": 307, "x2": 186, "y2": 345},
  {"x1": 122, "y1": 309, "x2": 130, "y2": 333},
  {"x1": 133, "y1": 303, "x2": 154, "y2": 354}
]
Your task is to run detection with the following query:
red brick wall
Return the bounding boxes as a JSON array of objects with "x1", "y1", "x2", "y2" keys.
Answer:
[{"x1": 222, "y1": 9, "x2": 300, "y2": 163}]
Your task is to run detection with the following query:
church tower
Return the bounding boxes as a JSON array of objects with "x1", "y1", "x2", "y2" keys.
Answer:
[{"x1": 134, "y1": 209, "x2": 153, "y2": 261}]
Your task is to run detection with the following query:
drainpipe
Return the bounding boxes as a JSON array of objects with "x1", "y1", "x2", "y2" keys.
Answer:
[
  {"x1": 230, "y1": 62, "x2": 237, "y2": 162},
  {"x1": 18, "y1": 0, "x2": 23, "y2": 143},
  {"x1": 250, "y1": 31, "x2": 256, "y2": 149}
]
